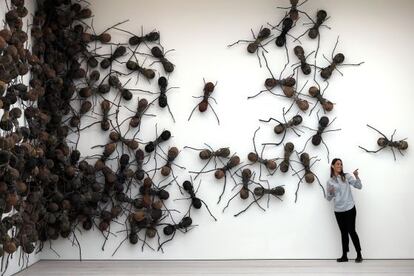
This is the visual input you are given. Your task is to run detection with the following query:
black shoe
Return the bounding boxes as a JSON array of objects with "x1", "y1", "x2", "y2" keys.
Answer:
[
  {"x1": 336, "y1": 256, "x2": 348, "y2": 262},
  {"x1": 355, "y1": 256, "x2": 363, "y2": 263}
]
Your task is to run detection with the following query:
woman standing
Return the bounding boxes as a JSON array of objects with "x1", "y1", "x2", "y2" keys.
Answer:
[{"x1": 327, "y1": 158, "x2": 363, "y2": 263}]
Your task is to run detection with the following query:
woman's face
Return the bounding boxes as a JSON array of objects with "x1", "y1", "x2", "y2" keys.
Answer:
[{"x1": 332, "y1": 160, "x2": 343, "y2": 175}]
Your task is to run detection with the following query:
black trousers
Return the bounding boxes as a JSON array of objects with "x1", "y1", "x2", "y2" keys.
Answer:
[{"x1": 334, "y1": 206, "x2": 361, "y2": 253}]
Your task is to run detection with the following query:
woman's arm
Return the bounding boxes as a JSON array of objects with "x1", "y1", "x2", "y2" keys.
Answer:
[
  {"x1": 346, "y1": 170, "x2": 362, "y2": 189},
  {"x1": 326, "y1": 180, "x2": 335, "y2": 201}
]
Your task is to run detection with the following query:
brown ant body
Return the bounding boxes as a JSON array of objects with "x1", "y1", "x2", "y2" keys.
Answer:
[
  {"x1": 107, "y1": 74, "x2": 133, "y2": 101},
  {"x1": 100, "y1": 45, "x2": 127, "y2": 69},
  {"x1": 176, "y1": 179, "x2": 217, "y2": 221},
  {"x1": 279, "y1": 142, "x2": 295, "y2": 173},
  {"x1": 150, "y1": 46, "x2": 174, "y2": 73},
  {"x1": 228, "y1": 27, "x2": 272, "y2": 54},
  {"x1": 189, "y1": 155, "x2": 240, "y2": 204},
  {"x1": 308, "y1": 86, "x2": 333, "y2": 114},
  {"x1": 320, "y1": 37, "x2": 364, "y2": 80},
  {"x1": 234, "y1": 182, "x2": 285, "y2": 217},
  {"x1": 293, "y1": 152, "x2": 325, "y2": 203},
  {"x1": 154, "y1": 146, "x2": 185, "y2": 177},
  {"x1": 127, "y1": 98, "x2": 154, "y2": 131},
  {"x1": 78, "y1": 70, "x2": 100, "y2": 99},
  {"x1": 295, "y1": 10, "x2": 330, "y2": 57},
  {"x1": 184, "y1": 144, "x2": 230, "y2": 180},
  {"x1": 158, "y1": 216, "x2": 193, "y2": 251},
  {"x1": 274, "y1": 18, "x2": 294, "y2": 47},
  {"x1": 247, "y1": 127, "x2": 277, "y2": 179},
  {"x1": 307, "y1": 64, "x2": 334, "y2": 116},
  {"x1": 248, "y1": 52, "x2": 295, "y2": 100},
  {"x1": 277, "y1": 0, "x2": 309, "y2": 23},
  {"x1": 114, "y1": 27, "x2": 160, "y2": 47},
  {"x1": 292, "y1": 46, "x2": 313, "y2": 75},
  {"x1": 125, "y1": 59, "x2": 155, "y2": 80},
  {"x1": 223, "y1": 168, "x2": 266, "y2": 216},
  {"x1": 188, "y1": 80, "x2": 220, "y2": 125},
  {"x1": 145, "y1": 130, "x2": 171, "y2": 153},
  {"x1": 261, "y1": 110, "x2": 304, "y2": 146},
  {"x1": 227, "y1": 27, "x2": 272, "y2": 66},
  {"x1": 301, "y1": 114, "x2": 341, "y2": 162}
]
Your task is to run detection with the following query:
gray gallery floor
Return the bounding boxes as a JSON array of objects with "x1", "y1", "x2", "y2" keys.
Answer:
[{"x1": 14, "y1": 260, "x2": 414, "y2": 275}]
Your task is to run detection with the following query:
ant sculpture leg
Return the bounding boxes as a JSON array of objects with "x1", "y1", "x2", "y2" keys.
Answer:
[
  {"x1": 184, "y1": 146, "x2": 216, "y2": 180},
  {"x1": 207, "y1": 100, "x2": 221, "y2": 125},
  {"x1": 233, "y1": 194, "x2": 265, "y2": 217},
  {"x1": 161, "y1": 86, "x2": 179, "y2": 123},
  {"x1": 251, "y1": 178, "x2": 273, "y2": 209},
  {"x1": 191, "y1": 181, "x2": 217, "y2": 221},
  {"x1": 247, "y1": 52, "x2": 288, "y2": 99},
  {"x1": 292, "y1": 157, "x2": 325, "y2": 202}
]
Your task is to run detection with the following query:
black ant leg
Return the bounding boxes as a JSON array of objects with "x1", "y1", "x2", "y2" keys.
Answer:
[
  {"x1": 247, "y1": 88, "x2": 274, "y2": 99},
  {"x1": 292, "y1": 125, "x2": 305, "y2": 136},
  {"x1": 366, "y1": 124, "x2": 388, "y2": 138},
  {"x1": 112, "y1": 236, "x2": 128, "y2": 256},
  {"x1": 321, "y1": 138, "x2": 331, "y2": 162},
  {"x1": 279, "y1": 43, "x2": 290, "y2": 79},
  {"x1": 208, "y1": 102, "x2": 220, "y2": 125},
  {"x1": 313, "y1": 172, "x2": 326, "y2": 198},
  {"x1": 298, "y1": 135, "x2": 313, "y2": 154},
  {"x1": 250, "y1": 188, "x2": 266, "y2": 211},
  {"x1": 199, "y1": 199, "x2": 217, "y2": 221},
  {"x1": 223, "y1": 192, "x2": 240, "y2": 213},
  {"x1": 194, "y1": 157, "x2": 213, "y2": 180},
  {"x1": 390, "y1": 129, "x2": 397, "y2": 141},
  {"x1": 165, "y1": 103, "x2": 176, "y2": 123},
  {"x1": 208, "y1": 96, "x2": 218, "y2": 105},
  {"x1": 272, "y1": 12, "x2": 289, "y2": 28},
  {"x1": 256, "y1": 49, "x2": 262, "y2": 68},
  {"x1": 331, "y1": 36, "x2": 340, "y2": 59},
  {"x1": 227, "y1": 39, "x2": 254, "y2": 47},
  {"x1": 234, "y1": 194, "x2": 265, "y2": 217},
  {"x1": 187, "y1": 103, "x2": 199, "y2": 122},
  {"x1": 391, "y1": 147, "x2": 397, "y2": 161},
  {"x1": 294, "y1": 174, "x2": 306, "y2": 203},
  {"x1": 141, "y1": 231, "x2": 156, "y2": 252},
  {"x1": 216, "y1": 173, "x2": 228, "y2": 204},
  {"x1": 315, "y1": 30, "x2": 321, "y2": 58},
  {"x1": 262, "y1": 51, "x2": 277, "y2": 80},
  {"x1": 259, "y1": 117, "x2": 283, "y2": 124}
]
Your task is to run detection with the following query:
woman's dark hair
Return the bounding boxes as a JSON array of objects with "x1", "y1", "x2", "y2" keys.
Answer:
[{"x1": 330, "y1": 158, "x2": 346, "y2": 182}]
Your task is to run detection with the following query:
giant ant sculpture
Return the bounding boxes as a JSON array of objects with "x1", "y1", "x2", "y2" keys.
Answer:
[
  {"x1": 227, "y1": 26, "x2": 273, "y2": 67},
  {"x1": 184, "y1": 144, "x2": 230, "y2": 180},
  {"x1": 293, "y1": 152, "x2": 325, "y2": 203},
  {"x1": 222, "y1": 168, "x2": 266, "y2": 216},
  {"x1": 300, "y1": 113, "x2": 341, "y2": 162},
  {"x1": 188, "y1": 79, "x2": 220, "y2": 125},
  {"x1": 260, "y1": 108, "x2": 304, "y2": 146},
  {"x1": 359, "y1": 124, "x2": 408, "y2": 161},
  {"x1": 319, "y1": 37, "x2": 364, "y2": 80}
]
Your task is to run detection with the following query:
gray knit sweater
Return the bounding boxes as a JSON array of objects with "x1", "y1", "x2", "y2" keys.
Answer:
[{"x1": 326, "y1": 173, "x2": 362, "y2": 212}]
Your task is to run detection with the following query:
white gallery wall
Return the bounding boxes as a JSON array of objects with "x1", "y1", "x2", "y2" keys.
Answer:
[{"x1": 29, "y1": 0, "x2": 414, "y2": 261}]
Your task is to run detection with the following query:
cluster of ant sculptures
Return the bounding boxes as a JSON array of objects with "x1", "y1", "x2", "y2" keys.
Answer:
[{"x1": 0, "y1": 0, "x2": 408, "y2": 274}]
